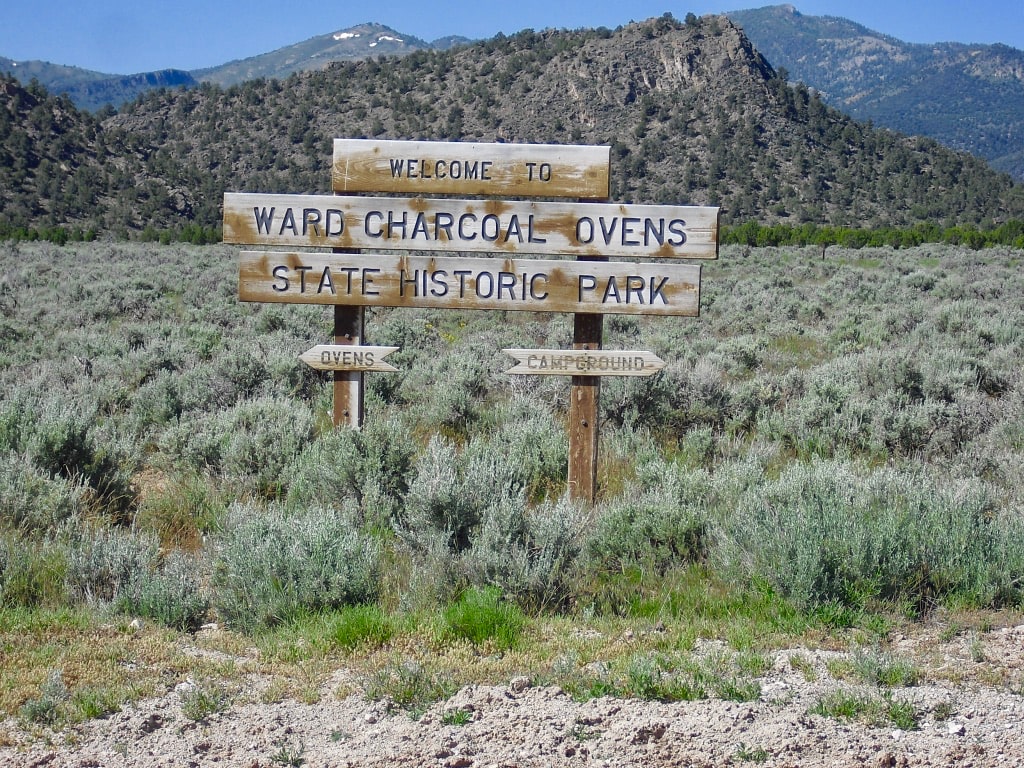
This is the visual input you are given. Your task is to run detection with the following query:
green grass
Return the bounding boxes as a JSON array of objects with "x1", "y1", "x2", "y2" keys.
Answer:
[{"x1": 441, "y1": 587, "x2": 525, "y2": 650}]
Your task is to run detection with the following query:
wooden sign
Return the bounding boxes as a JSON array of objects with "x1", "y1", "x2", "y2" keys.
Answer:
[
  {"x1": 223, "y1": 193, "x2": 720, "y2": 260},
  {"x1": 238, "y1": 251, "x2": 702, "y2": 317},
  {"x1": 503, "y1": 349, "x2": 666, "y2": 377},
  {"x1": 299, "y1": 344, "x2": 398, "y2": 372},
  {"x1": 333, "y1": 139, "x2": 611, "y2": 199}
]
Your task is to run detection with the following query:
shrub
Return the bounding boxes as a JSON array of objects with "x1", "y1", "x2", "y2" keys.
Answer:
[
  {"x1": 0, "y1": 396, "x2": 135, "y2": 520},
  {"x1": 115, "y1": 551, "x2": 209, "y2": 632},
  {"x1": 584, "y1": 461, "x2": 710, "y2": 573},
  {"x1": 63, "y1": 525, "x2": 158, "y2": 605},
  {"x1": 285, "y1": 415, "x2": 416, "y2": 528},
  {"x1": 713, "y1": 459, "x2": 1024, "y2": 610},
  {"x1": 160, "y1": 397, "x2": 315, "y2": 498},
  {"x1": 19, "y1": 670, "x2": 69, "y2": 726},
  {"x1": 0, "y1": 453, "x2": 85, "y2": 533},
  {"x1": 462, "y1": 494, "x2": 587, "y2": 611},
  {"x1": 210, "y1": 503, "x2": 383, "y2": 633}
]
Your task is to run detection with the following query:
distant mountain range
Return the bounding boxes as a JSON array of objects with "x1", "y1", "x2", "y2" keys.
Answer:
[
  {"x1": 1, "y1": 8, "x2": 1021, "y2": 180},
  {"x1": 0, "y1": 23, "x2": 470, "y2": 112},
  {"x1": 727, "y1": 5, "x2": 1024, "y2": 181},
  {"x1": 4, "y1": 13, "x2": 1022, "y2": 238}
]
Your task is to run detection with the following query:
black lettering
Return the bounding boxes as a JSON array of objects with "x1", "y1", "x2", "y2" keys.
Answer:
[
  {"x1": 527, "y1": 215, "x2": 547, "y2": 244},
  {"x1": 626, "y1": 276, "x2": 646, "y2": 304},
  {"x1": 254, "y1": 207, "x2": 275, "y2": 234},
  {"x1": 407, "y1": 159, "x2": 419, "y2": 178},
  {"x1": 387, "y1": 210, "x2": 408, "y2": 238},
  {"x1": 362, "y1": 268, "x2": 381, "y2": 296},
  {"x1": 337, "y1": 267, "x2": 358, "y2": 294},
  {"x1": 649, "y1": 276, "x2": 669, "y2": 305},
  {"x1": 295, "y1": 265, "x2": 311, "y2": 293},
  {"x1": 411, "y1": 212, "x2": 429, "y2": 239},
  {"x1": 530, "y1": 273, "x2": 549, "y2": 300},
  {"x1": 476, "y1": 271, "x2": 495, "y2": 299},
  {"x1": 400, "y1": 269, "x2": 418, "y2": 297},
  {"x1": 465, "y1": 161, "x2": 479, "y2": 180},
  {"x1": 389, "y1": 159, "x2": 404, "y2": 178},
  {"x1": 668, "y1": 219, "x2": 687, "y2": 246},
  {"x1": 317, "y1": 266, "x2": 335, "y2": 295},
  {"x1": 454, "y1": 270, "x2": 472, "y2": 297},
  {"x1": 434, "y1": 212, "x2": 454, "y2": 241},
  {"x1": 272, "y1": 264, "x2": 289, "y2": 292},
  {"x1": 578, "y1": 274, "x2": 598, "y2": 301},
  {"x1": 302, "y1": 208, "x2": 322, "y2": 236},
  {"x1": 621, "y1": 218, "x2": 641, "y2": 246},
  {"x1": 326, "y1": 209, "x2": 345, "y2": 237},
  {"x1": 497, "y1": 272, "x2": 517, "y2": 299},
  {"x1": 459, "y1": 214, "x2": 477, "y2": 241},
  {"x1": 430, "y1": 270, "x2": 448, "y2": 297},
  {"x1": 599, "y1": 217, "x2": 618, "y2": 245},
  {"x1": 576, "y1": 217, "x2": 595, "y2": 244},
  {"x1": 481, "y1": 161, "x2": 492, "y2": 180},
  {"x1": 505, "y1": 215, "x2": 523, "y2": 243},
  {"x1": 365, "y1": 211, "x2": 384, "y2": 238},
  {"x1": 436, "y1": 160, "x2": 447, "y2": 179},
  {"x1": 279, "y1": 208, "x2": 298, "y2": 236},
  {"x1": 481, "y1": 214, "x2": 500, "y2": 242},
  {"x1": 602, "y1": 276, "x2": 621, "y2": 303},
  {"x1": 644, "y1": 218, "x2": 665, "y2": 246}
]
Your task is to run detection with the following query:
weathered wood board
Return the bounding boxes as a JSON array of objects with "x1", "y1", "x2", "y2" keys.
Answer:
[
  {"x1": 333, "y1": 139, "x2": 611, "y2": 199},
  {"x1": 503, "y1": 349, "x2": 666, "y2": 376},
  {"x1": 223, "y1": 193, "x2": 720, "y2": 260},
  {"x1": 238, "y1": 251, "x2": 701, "y2": 316},
  {"x1": 299, "y1": 344, "x2": 399, "y2": 372}
]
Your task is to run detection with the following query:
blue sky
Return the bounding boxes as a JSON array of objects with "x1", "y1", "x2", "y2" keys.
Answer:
[{"x1": 2, "y1": 1, "x2": 1022, "y2": 74}]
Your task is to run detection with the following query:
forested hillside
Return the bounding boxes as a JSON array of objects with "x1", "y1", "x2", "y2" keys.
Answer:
[
  {"x1": 2, "y1": 14, "x2": 1023, "y2": 238},
  {"x1": 728, "y1": 4, "x2": 1024, "y2": 180}
]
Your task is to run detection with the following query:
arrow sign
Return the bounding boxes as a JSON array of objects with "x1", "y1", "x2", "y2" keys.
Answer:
[
  {"x1": 299, "y1": 345, "x2": 399, "y2": 372},
  {"x1": 503, "y1": 349, "x2": 666, "y2": 377}
]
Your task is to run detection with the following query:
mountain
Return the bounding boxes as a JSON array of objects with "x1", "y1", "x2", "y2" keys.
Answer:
[
  {"x1": 727, "y1": 4, "x2": 1024, "y2": 180},
  {"x1": 194, "y1": 23, "x2": 444, "y2": 86},
  {"x1": 0, "y1": 57, "x2": 198, "y2": 112},
  {"x1": 2, "y1": 15, "x2": 1022, "y2": 237},
  {"x1": 1, "y1": 24, "x2": 473, "y2": 109}
]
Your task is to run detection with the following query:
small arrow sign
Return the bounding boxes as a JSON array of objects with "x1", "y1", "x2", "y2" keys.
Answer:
[
  {"x1": 503, "y1": 349, "x2": 666, "y2": 377},
  {"x1": 299, "y1": 345, "x2": 399, "y2": 372}
]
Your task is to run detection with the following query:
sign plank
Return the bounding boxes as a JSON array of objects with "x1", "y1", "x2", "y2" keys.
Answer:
[
  {"x1": 223, "y1": 193, "x2": 719, "y2": 260},
  {"x1": 238, "y1": 251, "x2": 701, "y2": 316},
  {"x1": 503, "y1": 349, "x2": 666, "y2": 377},
  {"x1": 333, "y1": 139, "x2": 611, "y2": 199},
  {"x1": 299, "y1": 344, "x2": 399, "y2": 372}
]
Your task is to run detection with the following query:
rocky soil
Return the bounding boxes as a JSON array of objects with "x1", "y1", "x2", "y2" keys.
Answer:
[{"x1": 2, "y1": 623, "x2": 1022, "y2": 767}]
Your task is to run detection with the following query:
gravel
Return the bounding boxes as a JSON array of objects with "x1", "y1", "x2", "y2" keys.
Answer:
[{"x1": 2, "y1": 623, "x2": 1022, "y2": 767}]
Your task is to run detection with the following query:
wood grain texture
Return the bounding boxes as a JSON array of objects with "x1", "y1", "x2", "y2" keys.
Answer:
[
  {"x1": 503, "y1": 349, "x2": 665, "y2": 376},
  {"x1": 224, "y1": 193, "x2": 719, "y2": 259},
  {"x1": 333, "y1": 139, "x2": 611, "y2": 199},
  {"x1": 238, "y1": 251, "x2": 701, "y2": 316}
]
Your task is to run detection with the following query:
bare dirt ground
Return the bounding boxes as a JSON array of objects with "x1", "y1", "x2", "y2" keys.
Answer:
[{"x1": 2, "y1": 622, "x2": 1022, "y2": 767}]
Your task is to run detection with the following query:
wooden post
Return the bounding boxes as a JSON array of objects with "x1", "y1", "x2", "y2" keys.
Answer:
[
  {"x1": 332, "y1": 304, "x2": 364, "y2": 428},
  {"x1": 332, "y1": 232, "x2": 363, "y2": 428},
  {"x1": 568, "y1": 252, "x2": 607, "y2": 504},
  {"x1": 568, "y1": 311, "x2": 603, "y2": 503}
]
